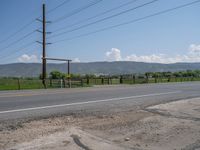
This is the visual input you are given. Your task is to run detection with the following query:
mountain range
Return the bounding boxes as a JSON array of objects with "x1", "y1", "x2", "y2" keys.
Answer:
[{"x1": 0, "y1": 61, "x2": 200, "y2": 77}]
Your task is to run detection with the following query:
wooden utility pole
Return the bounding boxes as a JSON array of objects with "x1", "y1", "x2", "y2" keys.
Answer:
[
  {"x1": 36, "y1": 4, "x2": 51, "y2": 88},
  {"x1": 42, "y1": 4, "x2": 46, "y2": 88},
  {"x1": 67, "y1": 60, "x2": 71, "y2": 88}
]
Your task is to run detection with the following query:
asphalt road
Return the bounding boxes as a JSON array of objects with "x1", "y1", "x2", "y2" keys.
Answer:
[{"x1": 0, "y1": 82, "x2": 200, "y2": 122}]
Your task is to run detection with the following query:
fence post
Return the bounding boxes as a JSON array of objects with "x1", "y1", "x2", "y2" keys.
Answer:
[
  {"x1": 120, "y1": 76, "x2": 123, "y2": 84},
  {"x1": 81, "y1": 79, "x2": 84, "y2": 87},
  {"x1": 60, "y1": 79, "x2": 63, "y2": 88},
  {"x1": 101, "y1": 78, "x2": 104, "y2": 85},
  {"x1": 69, "y1": 79, "x2": 71, "y2": 88},
  {"x1": 94, "y1": 78, "x2": 96, "y2": 85},
  {"x1": 155, "y1": 77, "x2": 157, "y2": 83},
  {"x1": 146, "y1": 76, "x2": 148, "y2": 83},
  {"x1": 167, "y1": 77, "x2": 171, "y2": 82},
  {"x1": 50, "y1": 79, "x2": 52, "y2": 87},
  {"x1": 133, "y1": 75, "x2": 136, "y2": 84},
  {"x1": 87, "y1": 77, "x2": 89, "y2": 85},
  {"x1": 17, "y1": 78, "x2": 21, "y2": 90},
  {"x1": 63, "y1": 79, "x2": 66, "y2": 88}
]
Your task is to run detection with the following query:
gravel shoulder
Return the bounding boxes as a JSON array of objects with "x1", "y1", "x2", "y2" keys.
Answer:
[{"x1": 0, "y1": 98, "x2": 200, "y2": 150}]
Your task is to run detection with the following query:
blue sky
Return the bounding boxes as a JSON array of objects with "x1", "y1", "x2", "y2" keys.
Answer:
[{"x1": 0, "y1": 0, "x2": 200, "y2": 64}]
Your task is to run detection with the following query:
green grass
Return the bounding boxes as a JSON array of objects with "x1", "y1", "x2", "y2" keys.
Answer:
[
  {"x1": 0, "y1": 79, "x2": 19, "y2": 90},
  {"x1": 0, "y1": 77, "x2": 200, "y2": 90},
  {"x1": 19, "y1": 80, "x2": 44, "y2": 89},
  {"x1": 0, "y1": 79, "x2": 45, "y2": 90}
]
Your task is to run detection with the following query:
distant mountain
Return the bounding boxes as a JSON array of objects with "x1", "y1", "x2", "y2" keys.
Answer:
[{"x1": 0, "y1": 61, "x2": 200, "y2": 77}]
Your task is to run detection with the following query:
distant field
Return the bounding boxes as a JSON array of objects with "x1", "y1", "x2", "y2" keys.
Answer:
[{"x1": 0, "y1": 77, "x2": 200, "y2": 90}]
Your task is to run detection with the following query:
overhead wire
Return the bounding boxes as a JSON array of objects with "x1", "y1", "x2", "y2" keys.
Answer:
[
  {"x1": 0, "y1": 20, "x2": 35, "y2": 44},
  {"x1": 53, "y1": 0, "x2": 200, "y2": 44},
  {"x1": 52, "y1": 0, "x2": 139, "y2": 32},
  {"x1": 49, "y1": 0, "x2": 159, "y2": 38},
  {"x1": 47, "y1": 0, "x2": 71, "y2": 14},
  {"x1": 0, "y1": 30, "x2": 36, "y2": 52},
  {"x1": 52, "y1": 0, "x2": 103, "y2": 23},
  {"x1": 2, "y1": 0, "x2": 199, "y2": 62},
  {"x1": 0, "y1": 0, "x2": 71, "y2": 45},
  {"x1": 0, "y1": 41, "x2": 36, "y2": 61},
  {"x1": 0, "y1": 0, "x2": 75, "y2": 63}
]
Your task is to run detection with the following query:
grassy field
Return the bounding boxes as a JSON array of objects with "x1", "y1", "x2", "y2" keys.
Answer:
[
  {"x1": 0, "y1": 77, "x2": 200, "y2": 90},
  {"x1": 0, "y1": 79, "x2": 44, "y2": 90}
]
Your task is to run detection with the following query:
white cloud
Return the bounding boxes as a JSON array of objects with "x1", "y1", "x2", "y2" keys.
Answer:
[
  {"x1": 73, "y1": 58, "x2": 80, "y2": 63},
  {"x1": 105, "y1": 48, "x2": 122, "y2": 61},
  {"x1": 189, "y1": 44, "x2": 200, "y2": 53},
  {"x1": 124, "y1": 54, "x2": 197, "y2": 64},
  {"x1": 18, "y1": 54, "x2": 39, "y2": 63},
  {"x1": 105, "y1": 45, "x2": 200, "y2": 64}
]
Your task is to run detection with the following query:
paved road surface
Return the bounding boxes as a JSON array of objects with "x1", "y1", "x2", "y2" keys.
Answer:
[{"x1": 0, "y1": 82, "x2": 200, "y2": 122}]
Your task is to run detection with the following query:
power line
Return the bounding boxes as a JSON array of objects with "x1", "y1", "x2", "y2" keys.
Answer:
[
  {"x1": 0, "y1": 4, "x2": 43, "y2": 45},
  {"x1": 0, "y1": 0, "x2": 96, "y2": 52},
  {"x1": 47, "y1": 0, "x2": 71, "y2": 14},
  {"x1": 0, "y1": 41, "x2": 35, "y2": 61},
  {"x1": 0, "y1": 0, "x2": 129, "y2": 47},
  {"x1": 0, "y1": 20, "x2": 35, "y2": 44},
  {"x1": 0, "y1": 0, "x2": 70, "y2": 45},
  {"x1": 0, "y1": 1, "x2": 73, "y2": 64},
  {"x1": 52, "y1": 0, "x2": 103, "y2": 23},
  {"x1": 36, "y1": 0, "x2": 71, "y2": 22},
  {"x1": 0, "y1": 30, "x2": 36, "y2": 52},
  {"x1": 3, "y1": 49, "x2": 36, "y2": 63},
  {"x1": 53, "y1": 0, "x2": 200, "y2": 44},
  {"x1": 52, "y1": 0, "x2": 139, "y2": 32},
  {"x1": 49, "y1": 0, "x2": 159, "y2": 38}
]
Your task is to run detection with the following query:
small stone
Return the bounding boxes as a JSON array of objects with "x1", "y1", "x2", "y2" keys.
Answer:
[
  {"x1": 125, "y1": 137, "x2": 130, "y2": 141},
  {"x1": 63, "y1": 140, "x2": 70, "y2": 146},
  {"x1": 136, "y1": 143, "x2": 140, "y2": 147},
  {"x1": 67, "y1": 117, "x2": 71, "y2": 121}
]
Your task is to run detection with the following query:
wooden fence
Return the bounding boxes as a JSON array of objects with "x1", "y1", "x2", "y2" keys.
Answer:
[{"x1": 0, "y1": 76, "x2": 200, "y2": 90}]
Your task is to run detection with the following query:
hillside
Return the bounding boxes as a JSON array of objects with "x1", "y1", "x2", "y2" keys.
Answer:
[{"x1": 0, "y1": 61, "x2": 200, "y2": 77}]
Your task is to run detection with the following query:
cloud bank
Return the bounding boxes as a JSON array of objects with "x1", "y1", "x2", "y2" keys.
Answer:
[
  {"x1": 18, "y1": 54, "x2": 39, "y2": 63},
  {"x1": 105, "y1": 48, "x2": 122, "y2": 61},
  {"x1": 73, "y1": 58, "x2": 81, "y2": 62},
  {"x1": 105, "y1": 44, "x2": 200, "y2": 64}
]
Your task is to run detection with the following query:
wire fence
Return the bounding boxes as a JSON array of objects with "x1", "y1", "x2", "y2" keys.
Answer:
[{"x1": 0, "y1": 76, "x2": 200, "y2": 90}]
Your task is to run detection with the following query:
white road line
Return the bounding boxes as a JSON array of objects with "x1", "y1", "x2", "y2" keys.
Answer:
[{"x1": 0, "y1": 91, "x2": 181, "y2": 114}]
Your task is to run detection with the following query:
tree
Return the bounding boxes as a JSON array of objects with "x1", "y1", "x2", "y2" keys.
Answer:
[
  {"x1": 84, "y1": 74, "x2": 96, "y2": 78},
  {"x1": 70, "y1": 73, "x2": 81, "y2": 78},
  {"x1": 173, "y1": 72, "x2": 182, "y2": 78},
  {"x1": 49, "y1": 71, "x2": 65, "y2": 79}
]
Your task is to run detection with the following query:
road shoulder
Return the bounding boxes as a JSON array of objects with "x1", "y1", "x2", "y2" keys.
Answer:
[{"x1": 1, "y1": 98, "x2": 200, "y2": 150}]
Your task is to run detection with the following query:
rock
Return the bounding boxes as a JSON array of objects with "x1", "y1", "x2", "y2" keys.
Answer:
[{"x1": 125, "y1": 137, "x2": 130, "y2": 141}]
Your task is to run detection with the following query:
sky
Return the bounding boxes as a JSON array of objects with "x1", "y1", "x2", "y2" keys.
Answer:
[{"x1": 0, "y1": 0, "x2": 200, "y2": 64}]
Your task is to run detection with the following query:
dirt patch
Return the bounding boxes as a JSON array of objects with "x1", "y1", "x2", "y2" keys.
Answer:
[{"x1": 0, "y1": 98, "x2": 200, "y2": 150}]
